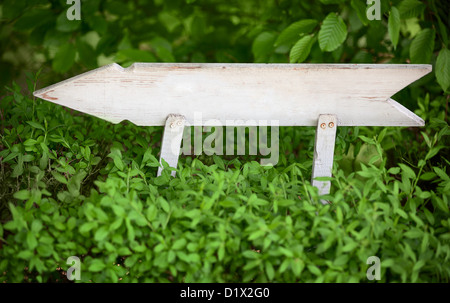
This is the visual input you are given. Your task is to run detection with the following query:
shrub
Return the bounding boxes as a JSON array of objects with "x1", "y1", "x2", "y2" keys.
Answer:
[
  {"x1": 0, "y1": 0, "x2": 449, "y2": 283},
  {"x1": 0, "y1": 78, "x2": 448, "y2": 282}
]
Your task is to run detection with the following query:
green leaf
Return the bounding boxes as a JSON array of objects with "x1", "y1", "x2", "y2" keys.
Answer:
[
  {"x1": 84, "y1": 146, "x2": 91, "y2": 161},
  {"x1": 249, "y1": 229, "x2": 265, "y2": 240},
  {"x1": 67, "y1": 217, "x2": 77, "y2": 230},
  {"x1": 420, "y1": 172, "x2": 436, "y2": 181},
  {"x1": 276, "y1": 199, "x2": 295, "y2": 207},
  {"x1": 435, "y1": 48, "x2": 450, "y2": 92},
  {"x1": 89, "y1": 260, "x2": 106, "y2": 272},
  {"x1": 265, "y1": 261, "x2": 275, "y2": 280},
  {"x1": 23, "y1": 155, "x2": 34, "y2": 162},
  {"x1": 159, "y1": 197, "x2": 170, "y2": 213},
  {"x1": 290, "y1": 35, "x2": 315, "y2": 63},
  {"x1": 126, "y1": 219, "x2": 135, "y2": 241},
  {"x1": 350, "y1": 0, "x2": 368, "y2": 26},
  {"x1": 423, "y1": 208, "x2": 435, "y2": 225},
  {"x1": 388, "y1": 7, "x2": 401, "y2": 49},
  {"x1": 146, "y1": 204, "x2": 157, "y2": 221},
  {"x1": 425, "y1": 146, "x2": 443, "y2": 161},
  {"x1": 252, "y1": 32, "x2": 276, "y2": 62},
  {"x1": 27, "y1": 231, "x2": 38, "y2": 250},
  {"x1": 399, "y1": 163, "x2": 416, "y2": 179},
  {"x1": 87, "y1": 15, "x2": 107, "y2": 34},
  {"x1": 275, "y1": 19, "x2": 318, "y2": 47},
  {"x1": 433, "y1": 167, "x2": 449, "y2": 181},
  {"x1": 218, "y1": 244, "x2": 225, "y2": 261},
  {"x1": 116, "y1": 49, "x2": 157, "y2": 63},
  {"x1": 318, "y1": 13, "x2": 347, "y2": 52},
  {"x1": 12, "y1": 157, "x2": 24, "y2": 177},
  {"x1": 94, "y1": 226, "x2": 109, "y2": 242},
  {"x1": 142, "y1": 150, "x2": 159, "y2": 167},
  {"x1": 14, "y1": 9, "x2": 53, "y2": 31},
  {"x1": 410, "y1": 29, "x2": 435, "y2": 64},
  {"x1": 23, "y1": 139, "x2": 37, "y2": 146},
  {"x1": 3, "y1": 152, "x2": 18, "y2": 162},
  {"x1": 114, "y1": 157, "x2": 125, "y2": 171},
  {"x1": 292, "y1": 258, "x2": 304, "y2": 276},
  {"x1": 398, "y1": 0, "x2": 425, "y2": 19},
  {"x1": 278, "y1": 247, "x2": 294, "y2": 258},
  {"x1": 79, "y1": 221, "x2": 97, "y2": 234},
  {"x1": 307, "y1": 265, "x2": 322, "y2": 276},
  {"x1": 342, "y1": 241, "x2": 358, "y2": 252},
  {"x1": 18, "y1": 250, "x2": 34, "y2": 260},
  {"x1": 172, "y1": 238, "x2": 187, "y2": 250},
  {"x1": 395, "y1": 208, "x2": 408, "y2": 219},
  {"x1": 31, "y1": 220, "x2": 43, "y2": 233},
  {"x1": 213, "y1": 155, "x2": 225, "y2": 170},
  {"x1": 388, "y1": 167, "x2": 401, "y2": 175},
  {"x1": 52, "y1": 43, "x2": 76, "y2": 73},
  {"x1": 27, "y1": 121, "x2": 45, "y2": 132},
  {"x1": 118, "y1": 247, "x2": 132, "y2": 255},
  {"x1": 13, "y1": 189, "x2": 30, "y2": 200},
  {"x1": 51, "y1": 171, "x2": 68, "y2": 184},
  {"x1": 155, "y1": 47, "x2": 175, "y2": 62},
  {"x1": 158, "y1": 11, "x2": 180, "y2": 33},
  {"x1": 56, "y1": 12, "x2": 81, "y2": 32},
  {"x1": 76, "y1": 40, "x2": 97, "y2": 68},
  {"x1": 334, "y1": 254, "x2": 349, "y2": 267},
  {"x1": 40, "y1": 152, "x2": 49, "y2": 170},
  {"x1": 404, "y1": 229, "x2": 422, "y2": 238},
  {"x1": 434, "y1": 195, "x2": 448, "y2": 213},
  {"x1": 434, "y1": 12, "x2": 448, "y2": 47},
  {"x1": 111, "y1": 205, "x2": 125, "y2": 217},
  {"x1": 3, "y1": 221, "x2": 16, "y2": 231}
]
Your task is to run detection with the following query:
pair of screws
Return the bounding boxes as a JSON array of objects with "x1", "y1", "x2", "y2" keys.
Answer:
[
  {"x1": 170, "y1": 120, "x2": 183, "y2": 128},
  {"x1": 320, "y1": 122, "x2": 334, "y2": 129}
]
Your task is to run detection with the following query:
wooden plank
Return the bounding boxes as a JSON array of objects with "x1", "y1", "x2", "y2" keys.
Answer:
[
  {"x1": 311, "y1": 114, "x2": 337, "y2": 204},
  {"x1": 157, "y1": 114, "x2": 185, "y2": 177},
  {"x1": 33, "y1": 63, "x2": 430, "y2": 127}
]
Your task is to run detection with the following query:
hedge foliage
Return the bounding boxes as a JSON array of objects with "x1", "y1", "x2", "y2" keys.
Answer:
[{"x1": 0, "y1": 0, "x2": 449, "y2": 282}]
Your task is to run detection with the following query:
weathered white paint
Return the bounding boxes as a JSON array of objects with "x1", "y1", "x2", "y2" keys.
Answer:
[
  {"x1": 33, "y1": 63, "x2": 431, "y2": 198},
  {"x1": 311, "y1": 115, "x2": 337, "y2": 204},
  {"x1": 33, "y1": 63, "x2": 430, "y2": 127},
  {"x1": 157, "y1": 114, "x2": 185, "y2": 177}
]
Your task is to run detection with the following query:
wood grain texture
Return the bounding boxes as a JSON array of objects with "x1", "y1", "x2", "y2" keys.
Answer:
[
  {"x1": 157, "y1": 114, "x2": 185, "y2": 177},
  {"x1": 33, "y1": 63, "x2": 430, "y2": 127},
  {"x1": 311, "y1": 114, "x2": 337, "y2": 203}
]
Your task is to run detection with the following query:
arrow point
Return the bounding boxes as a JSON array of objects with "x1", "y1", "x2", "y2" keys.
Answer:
[{"x1": 389, "y1": 98, "x2": 425, "y2": 127}]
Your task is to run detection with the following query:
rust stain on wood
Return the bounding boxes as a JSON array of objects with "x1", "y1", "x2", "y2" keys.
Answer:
[
  {"x1": 41, "y1": 90, "x2": 58, "y2": 100},
  {"x1": 169, "y1": 66, "x2": 201, "y2": 69}
]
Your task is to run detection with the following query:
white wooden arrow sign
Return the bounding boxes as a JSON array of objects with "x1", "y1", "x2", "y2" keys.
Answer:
[{"x1": 34, "y1": 63, "x2": 431, "y2": 202}]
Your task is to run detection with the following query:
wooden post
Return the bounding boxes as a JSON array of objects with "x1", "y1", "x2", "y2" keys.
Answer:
[
  {"x1": 157, "y1": 114, "x2": 185, "y2": 177},
  {"x1": 311, "y1": 114, "x2": 337, "y2": 204}
]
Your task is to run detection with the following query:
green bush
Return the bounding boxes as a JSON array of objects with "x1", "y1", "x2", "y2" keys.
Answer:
[
  {"x1": 0, "y1": 0, "x2": 449, "y2": 282},
  {"x1": 0, "y1": 76, "x2": 449, "y2": 282}
]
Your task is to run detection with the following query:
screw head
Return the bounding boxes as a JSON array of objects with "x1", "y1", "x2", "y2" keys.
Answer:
[
  {"x1": 170, "y1": 122, "x2": 175, "y2": 128},
  {"x1": 177, "y1": 120, "x2": 182, "y2": 126},
  {"x1": 320, "y1": 123, "x2": 326, "y2": 129},
  {"x1": 328, "y1": 122, "x2": 334, "y2": 128}
]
